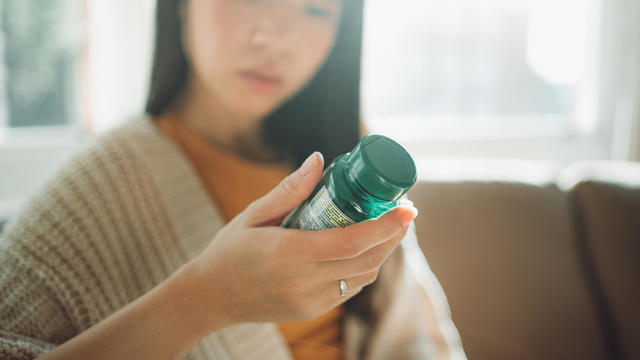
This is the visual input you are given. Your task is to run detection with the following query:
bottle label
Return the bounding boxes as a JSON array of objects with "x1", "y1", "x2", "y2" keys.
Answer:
[{"x1": 288, "y1": 185, "x2": 356, "y2": 230}]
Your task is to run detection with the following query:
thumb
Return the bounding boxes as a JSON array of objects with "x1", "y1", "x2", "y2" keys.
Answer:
[{"x1": 243, "y1": 151, "x2": 324, "y2": 226}]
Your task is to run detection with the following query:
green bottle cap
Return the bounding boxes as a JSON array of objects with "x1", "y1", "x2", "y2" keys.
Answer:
[{"x1": 347, "y1": 134, "x2": 417, "y2": 201}]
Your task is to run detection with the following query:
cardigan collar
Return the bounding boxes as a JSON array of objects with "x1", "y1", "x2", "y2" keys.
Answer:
[{"x1": 120, "y1": 115, "x2": 367, "y2": 359}]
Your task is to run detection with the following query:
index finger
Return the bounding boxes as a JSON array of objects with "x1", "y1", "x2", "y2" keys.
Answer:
[{"x1": 300, "y1": 205, "x2": 417, "y2": 262}]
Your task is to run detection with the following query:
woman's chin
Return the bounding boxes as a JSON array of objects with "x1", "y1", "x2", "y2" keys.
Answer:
[
  {"x1": 230, "y1": 100, "x2": 276, "y2": 120},
  {"x1": 229, "y1": 93, "x2": 281, "y2": 116}
]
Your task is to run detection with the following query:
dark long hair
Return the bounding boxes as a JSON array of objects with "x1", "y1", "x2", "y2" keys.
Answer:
[
  {"x1": 145, "y1": 0, "x2": 373, "y2": 322},
  {"x1": 145, "y1": 0, "x2": 364, "y2": 170}
]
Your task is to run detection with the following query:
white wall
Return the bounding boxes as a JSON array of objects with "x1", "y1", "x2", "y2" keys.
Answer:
[
  {"x1": 87, "y1": 0, "x2": 155, "y2": 133},
  {"x1": 598, "y1": 0, "x2": 640, "y2": 161}
]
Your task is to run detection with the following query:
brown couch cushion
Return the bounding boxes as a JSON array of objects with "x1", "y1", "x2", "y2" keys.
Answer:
[
  {"x1": 561, "y1": 162, "x2": 640, "y2": 360},
  {"x1": 408, "y1": 180, "x2": 608, "y2": 360}
]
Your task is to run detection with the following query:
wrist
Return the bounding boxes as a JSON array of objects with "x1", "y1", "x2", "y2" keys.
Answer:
[
  {"x1": 166, "y1": 260, "x2": 235, "y2": 336},
  {"x1": 39, "y1": 261, "x2": 232, "y2": 360}
]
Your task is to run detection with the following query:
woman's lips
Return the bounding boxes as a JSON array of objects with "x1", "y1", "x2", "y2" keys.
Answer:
[{"x1": 239, "y1": 70, "x2": 283, "y2": 94}]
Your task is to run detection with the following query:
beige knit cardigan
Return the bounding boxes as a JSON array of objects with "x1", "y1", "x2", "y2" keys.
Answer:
[{"x1": 0, "y1": 116, "x2": 466, "y2": 360}]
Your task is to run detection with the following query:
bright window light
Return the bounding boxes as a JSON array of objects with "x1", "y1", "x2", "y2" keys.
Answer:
[{"x1": 362, "y1": 0, "x2": 600, "y2": 141}]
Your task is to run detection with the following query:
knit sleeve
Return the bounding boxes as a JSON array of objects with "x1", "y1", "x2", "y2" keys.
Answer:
[
  {"x1": 0, "y1": 330, "x2": 57, "y2": 360},
  {"x1": 0, "y1": 228, "x2": 78, "y2": 359},
  {"x1": 0, "y1": 148, "x2": 100, "y2": 359}
]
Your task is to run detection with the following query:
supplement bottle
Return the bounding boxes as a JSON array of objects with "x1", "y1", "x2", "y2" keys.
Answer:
[{"x1": 281, "y1": 134, "x2": 417, "y2": 230}]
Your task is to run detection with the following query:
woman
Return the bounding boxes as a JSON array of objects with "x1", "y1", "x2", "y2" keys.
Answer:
[{"x1": 0, "y1": 0, "x2": 465, "y2": 359}]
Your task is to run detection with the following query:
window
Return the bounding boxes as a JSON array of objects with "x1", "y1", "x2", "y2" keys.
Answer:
[
  {"x1": 362, "y1": 0, "x2": 600, "y2": 143},
  {"x1": 0, "y1": 0, "x2": 87, "y2": 221},
  {"x1": 0, "y1": 0, "x2": 86, "y2": 130}
]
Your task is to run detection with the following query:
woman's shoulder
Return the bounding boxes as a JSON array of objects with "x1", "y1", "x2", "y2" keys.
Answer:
[
  {"x1": 33, "y1": 115, "x2": 171, "y2": 202},
  {"x1": 0, "y1": 114, "x2": 216, "y2": 334},
  {"x1": 0, "y1": 115, "x2": 176, "y2": 242},
  {"x1": 89, "y1": 113, "x2": 173, "y2": 160},
  {"x1": 39, "y1": 114, "x2": 176, "y2": 193},
  {"x1": 1, "y1": 113, "x2": 220, "y2": 258},
  {"x1": 0, "y1": 112, "x2": 201, "y2": 273}
]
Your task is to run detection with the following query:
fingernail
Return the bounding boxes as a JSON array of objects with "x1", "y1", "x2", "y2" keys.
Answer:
[
  {"x1": 298, "y1": 152, "x2": 319, "y2": 177},
  {"x1": 400, "y1": 206, "x2": 418, "y2": 227},
  {"x1": 399, "y1": 198, "x2": 413, "y2": 207}
]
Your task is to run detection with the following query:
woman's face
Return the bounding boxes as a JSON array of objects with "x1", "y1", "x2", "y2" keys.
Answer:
[{"x1": 183, "y1": 0, "x2": 343, "y2": 119}]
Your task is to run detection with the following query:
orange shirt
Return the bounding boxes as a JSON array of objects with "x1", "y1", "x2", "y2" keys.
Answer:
[{"x1": 154, "y1": 112, "x2": 345, "y2": 359}]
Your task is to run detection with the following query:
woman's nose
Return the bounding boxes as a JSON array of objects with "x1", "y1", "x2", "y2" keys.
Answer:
[{"x1": 251, "y1": 6, "x2": 297, "y2": 52}]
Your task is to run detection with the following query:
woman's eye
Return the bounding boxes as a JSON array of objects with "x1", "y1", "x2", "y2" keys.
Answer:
[{"x1": 305, "y1": 6, "x2": 333, "y2": 19}]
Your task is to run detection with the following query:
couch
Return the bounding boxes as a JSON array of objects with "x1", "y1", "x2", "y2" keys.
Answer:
[
  {"x1": 1, "y1": 160, "x2": 638, "y2": 360},
  {"x1": 408, "y1": 160, "x2": 640, "y2": 360}
]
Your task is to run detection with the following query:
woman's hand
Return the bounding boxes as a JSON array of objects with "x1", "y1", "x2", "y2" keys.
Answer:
[
  {"x1": 186, "y1": 151, "x2": 418, "y2": 331},
  {"x1": 39, "y1": 152, "x2": 417, "y2": 360}
]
